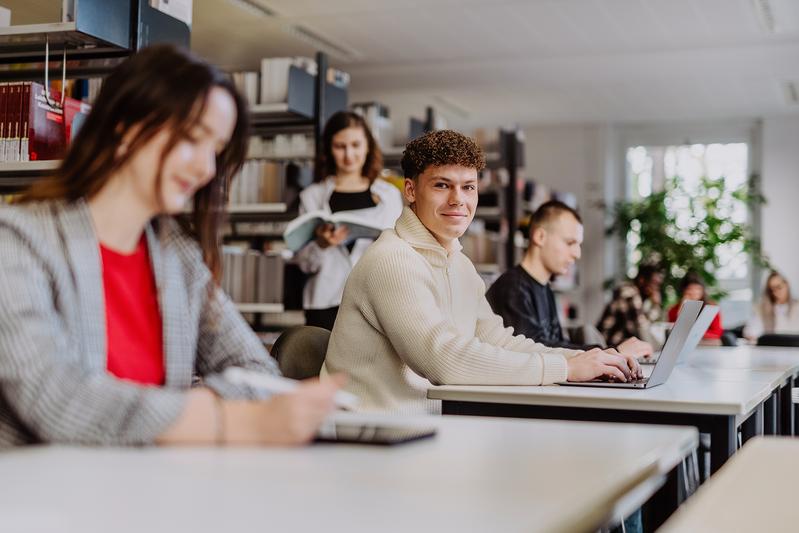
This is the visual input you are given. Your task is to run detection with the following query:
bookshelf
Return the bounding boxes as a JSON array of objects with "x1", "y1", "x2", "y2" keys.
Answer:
[
  {"x1": 227, "y1": 203, "x2": 288, "y2": 215},
  {"x1": 0, "y1": 1, "x2": 190, "y2": 81},
  {"x1": 235, "y1": 303, "x2": 285, "y2": 314},
  {"x1": 0, "y1": 0, "x2": 190, "y2": 187},
  {"x1": 224, "y1": 51, "x2": 348, "y2": 330},
  {"x1": 0, "y1": 161, "x2": 59, "y2": 189}
]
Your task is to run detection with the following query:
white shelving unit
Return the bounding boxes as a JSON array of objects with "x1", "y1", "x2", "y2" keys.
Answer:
[
  {"x1": 235, "y1": 303, "x2": 285, "y2": 314},
  {"x1": 227, "y1": 203, "x2": 287, "y2": 214}
]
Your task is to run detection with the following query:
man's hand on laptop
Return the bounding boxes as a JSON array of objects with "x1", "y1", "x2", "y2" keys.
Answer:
[
  {"x1": 617, "y1": 337, "x2": 654, "y2": 361},
  {"x1": 604, "y1": 347, "x2": 643, "y2": 380},
  {"x1": 566, "y1": 348, "x2": 632, "y2": 382}
]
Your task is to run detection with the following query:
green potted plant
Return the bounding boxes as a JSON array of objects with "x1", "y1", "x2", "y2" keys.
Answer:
[{"x1": 607, "y1": 174, "x2": 769, "y2": 305}]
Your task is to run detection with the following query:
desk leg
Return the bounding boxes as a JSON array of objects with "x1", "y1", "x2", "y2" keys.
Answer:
[
  {"x1": 764, "y1": 392, "x2": 777, "y2": 435},
  {"x1": 740, "y1": 404, "x2": 764, "y2": 446},
  {"x1": 644, "y1": 465, "x2": 680, "y2": 532},
  {"x1": 709, "y1": 415, "x2": 736, "y2": 475},
  {"x1": 781, "y1": 378, "x2": 794, "y2": 436}
]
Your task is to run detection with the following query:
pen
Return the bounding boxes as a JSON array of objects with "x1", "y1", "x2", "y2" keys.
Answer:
[{"x1": 222, "y1": 367, "x2": 359, "y2": 410}]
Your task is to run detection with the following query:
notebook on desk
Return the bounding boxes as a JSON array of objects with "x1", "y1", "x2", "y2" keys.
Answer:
[
  {"x1": 315, "y1": 412, "x2": 438, "y2": 446},
  {"x1": 558, "y1": 300, "x2": 704, "y2": 389}
]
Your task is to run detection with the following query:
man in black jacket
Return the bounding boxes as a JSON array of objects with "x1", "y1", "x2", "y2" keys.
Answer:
[{"x1": 486, "y1": 200, "x2": 652, "y2": 357}]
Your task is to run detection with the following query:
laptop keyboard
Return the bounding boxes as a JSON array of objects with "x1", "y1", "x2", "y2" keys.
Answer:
[{"x1": 591, "y1": 376, "x2": 649, "y2": 384}]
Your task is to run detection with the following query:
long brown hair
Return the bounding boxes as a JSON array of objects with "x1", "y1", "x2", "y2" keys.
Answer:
[
  {"x1": 24, "y1": 45, "x2": 249, "y2": 281},
  {"x1": 761, "y1": 271, "x2": 795, "y2": 332},
  {"x1": 318, "y1": 111, "x2": 382, "y2": 182}
]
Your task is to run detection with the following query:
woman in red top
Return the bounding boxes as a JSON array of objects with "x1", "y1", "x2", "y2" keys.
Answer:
[
  {"x1": 667, "y1": 274, "x2": 724, "y2": 340},
  {"x1": 0, "y1": 45, "x2": 342, "y2": 447}
]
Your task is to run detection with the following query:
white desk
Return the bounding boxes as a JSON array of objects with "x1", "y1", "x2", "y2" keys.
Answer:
[
  {"x1": 0, "y1": 416, "x2": 697, "y2": 533},
  {"x1": 659, "y1": 437, "x2": 799, "y2": 533},
  {"x1": 687, "y1": 345, "x2": 799, "y2": 435},
  {"x1": 429, "y1": 369, "x2": 773, "y2": 476},
  {"x1": 688, "y1": 345, "x2": 799, "y2": 377}
]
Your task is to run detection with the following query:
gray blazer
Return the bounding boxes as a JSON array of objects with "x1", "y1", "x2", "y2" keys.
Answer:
[{"x1": 0, "y1": 199, "x2": 279, "y2": 447}]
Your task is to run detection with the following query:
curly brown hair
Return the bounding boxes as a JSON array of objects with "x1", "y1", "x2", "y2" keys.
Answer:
[{"x1": 400, "y1": 130, "x2": 485, "y2": 179}]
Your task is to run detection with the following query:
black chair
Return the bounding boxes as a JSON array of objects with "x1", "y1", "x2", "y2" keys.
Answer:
[
  {"x1": 757, "y1": 334, "x2": 799, "y2": 347},
  {"x1": 720, "y1": 330, "x2": 739, "y2": 347},
  {"x1": 271, "y1": 325, "x2": 331, "y2": 379},
  {"x1": 566, "y1": 324, "x2": 606, "y2": 348}
]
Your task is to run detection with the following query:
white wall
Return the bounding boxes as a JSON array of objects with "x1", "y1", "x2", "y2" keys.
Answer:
[
  {"x1": 522, "y1": 124, "x2": 609, "y2": 325},
  {"x1": 761, "y1": 116, "x2": 799, "y2": 293}
]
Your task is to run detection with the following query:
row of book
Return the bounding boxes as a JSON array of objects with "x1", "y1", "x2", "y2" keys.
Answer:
[
  {"x1": 246, "y1": 134, "x2": 313, "y2": 159},
  {"x1": 352, "y1": 102, "x2": 393, "y2": 152},
  {"x1": 221, "y1": 247, "x2": 285, "y2": 305},
  {"x1": 230, "y1": 160, "x2": 294, "y2": 205},
  {"x1": 50, "y1": 78, "x2": 104, "y2": 106},
  {"x1": 232, "y1": 57, "x2": 350, "y2": 106},
  {"x1": 229, "y1": 160, "x2": 313, "y2": 206},
  {"x1": 0, "y1": 81, "x2": 91, "y2": 163}
]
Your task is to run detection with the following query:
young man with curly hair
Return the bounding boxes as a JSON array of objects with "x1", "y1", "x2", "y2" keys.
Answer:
[{"x1": 322, "y1": 130, "x2": 641, "y2": 414}]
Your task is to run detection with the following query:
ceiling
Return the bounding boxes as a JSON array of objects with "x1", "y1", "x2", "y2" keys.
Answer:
[{"x1": 5, "y1": 0, "x2": 799, "y2": 135}]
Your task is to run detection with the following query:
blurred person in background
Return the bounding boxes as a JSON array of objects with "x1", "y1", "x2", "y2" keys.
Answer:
[
  {"x1": 597, "y1": 264, "x2": 664, "y2": 348},
  {"x1": 294, "y1": 111, "x2": 402, "y2": 330},
  {"x1": 744, "y1": 271, "x2": 799, "y2": 340},
  {"x1": 667, "y1": 273, "x2": 723, "y2": 341}
]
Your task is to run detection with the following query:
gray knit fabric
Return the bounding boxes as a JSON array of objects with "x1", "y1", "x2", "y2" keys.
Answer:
[{"x1": 0, "y1": 199, "x2": 278, "y2": 447}]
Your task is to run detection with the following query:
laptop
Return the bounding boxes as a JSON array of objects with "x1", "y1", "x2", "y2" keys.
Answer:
[
  {"x1": 315, "y1": 412, "x2": 438, "y2": 446},
  {"x1": 558, "y1": 300, "x2": 703, "y2": 389},
  {"x1": 674, "y1": 304, "x2": 720, "y2": 365},
  {"x1": 640, "y1": 304, "x2": 720, "y2": 365}
]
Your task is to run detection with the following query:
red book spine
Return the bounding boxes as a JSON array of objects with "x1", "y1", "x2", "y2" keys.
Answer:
[
  {"x1": 29, "y1": 82, "x2": 66, "y2": 161},
  {"x1": 10, "y1": 82, "x2": 21, "y2": 162},
  {"x1": 20, "y1": 83, "x2": 31, "y2": 162},
  {"x1": 0, "y1": 83, "x2": 7, "y2": 162}
]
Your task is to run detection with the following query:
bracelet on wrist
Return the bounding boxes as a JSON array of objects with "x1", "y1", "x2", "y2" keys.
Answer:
[{"x1": 213, "y1": 393, "x2": 226, "y2": 446}]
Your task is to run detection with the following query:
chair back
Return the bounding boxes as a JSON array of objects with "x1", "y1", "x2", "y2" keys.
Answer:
[
  {"x1": 757, "y1": 334, "x2": 799, "y2": 347},
  {"x1": 271, "y1": 325, "x2": 331, "y2": 379}
]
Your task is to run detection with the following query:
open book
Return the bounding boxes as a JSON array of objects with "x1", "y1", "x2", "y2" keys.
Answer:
[{"x1": 283, "y1": 210, "x2": 385, "y2": 252}]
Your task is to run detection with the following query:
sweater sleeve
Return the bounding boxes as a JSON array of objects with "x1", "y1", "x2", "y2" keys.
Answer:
[
  {"x1": 0, "y1": 227, "x2": 185, "y2": 445},
  {"x1": 474, "y1": 294, "x2": 582, "y2": 358},
  {"x1": 364, "y1": 250, "x2": 570, "y2": 385}
]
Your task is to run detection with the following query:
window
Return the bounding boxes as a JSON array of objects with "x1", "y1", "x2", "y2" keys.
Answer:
[{"x1": 626, "y1": 142, "x2": 752, "y2": 296}]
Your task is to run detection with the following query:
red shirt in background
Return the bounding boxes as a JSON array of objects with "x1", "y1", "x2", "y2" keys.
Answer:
[
  {"x1": 668, "y1": 303, "x2": 723, "y2": 339},
  {"x1": 100, "y1": 236, "x2": 165, "y2": 385}
]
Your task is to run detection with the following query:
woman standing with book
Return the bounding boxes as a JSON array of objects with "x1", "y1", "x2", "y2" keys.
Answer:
[
  {"x1": 294, "y1": 112, "x2": 402, "y2": 330},
  {"x1": 0, "y1": 45, "x2": 341, "y2": 447}
]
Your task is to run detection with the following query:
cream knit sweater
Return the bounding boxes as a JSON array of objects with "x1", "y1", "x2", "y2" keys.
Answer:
[{"x1": 323, "y1": 207, "x2": 581, "y2": 415}]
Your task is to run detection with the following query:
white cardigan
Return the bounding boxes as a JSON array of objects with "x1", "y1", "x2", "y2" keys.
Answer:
[
  {"x1": 323, "y1": 207, "x2": 580, "y2": 415},
  {"x1": 293, "y1": 178, "x2": 403, "y2": 310},
  {"x1": 744, "y1": 300, "x2": 799, "y2": 338}
]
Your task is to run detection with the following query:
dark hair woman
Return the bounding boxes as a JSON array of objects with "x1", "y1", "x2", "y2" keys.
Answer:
[
  {"x1": 667, "y1": 273, "x2": 723, "y2": 340},
  {"x1": 0, "y1": 45, "x2": 341, "y2": 448},
  {"x1": 294, "y1": 111, "x2": 402, "y2": 330}
]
